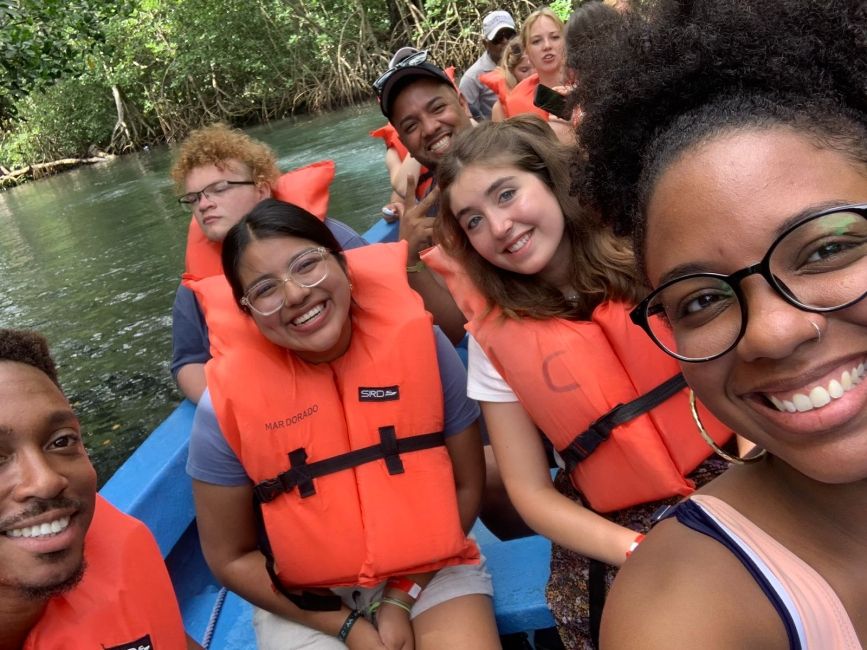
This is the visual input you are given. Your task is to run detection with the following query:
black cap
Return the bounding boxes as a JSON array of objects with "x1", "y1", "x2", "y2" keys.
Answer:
[{"x1": 375, "y1": 50, "x2": 453, "y2": 120}]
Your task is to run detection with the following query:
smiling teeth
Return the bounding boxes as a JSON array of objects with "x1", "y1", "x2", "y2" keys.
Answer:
[
  {"x1": 5, "y1": 517, "x2": 70, "y2": 538},
  {"x1": 507, "y1": 233, "x2": 530, "y2": 253},
  {"x1": 767, "y1": 362, "x2": 864, "y2": 413},
  {"x1": 292, "y1": 305, "x2": 323, "y2": 326},
  {"x1": 429, "y1": 136, "x2": 450, "y2": 153}
]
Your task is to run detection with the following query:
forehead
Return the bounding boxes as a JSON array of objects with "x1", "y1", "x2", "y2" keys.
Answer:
[
  {"x1": 391, "y1": 79, "x2": 459, "y2": 121},
  {"x1": 184, "y1": 159, "x2": 249, "y2": 188},
  {"x1": 0, "y1": 362, "x2": 74, "y2": 439},
  {"x1": 643, "y1": 128, "x2": 867, "y2": 284},
  {"x1": 239, "y1": 236, "x2": 318, "y2": 275},
  {"x1": 529, "y1": 16, "x2": 559, "y2": 36}
]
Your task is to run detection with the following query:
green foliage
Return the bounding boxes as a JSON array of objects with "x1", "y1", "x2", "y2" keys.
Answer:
[
  {"x1": 1, "y1": 0, "x2": 560, "y2": 168},
  {"x1": 0, "y1": 0, "x2": 114, "y2": 122},
  {"x1": 1, "y1": 75, "x2": 115, "y2": 165},
  {"x1": 548, "y1": 0, "x2": 574, "y2": 22}
]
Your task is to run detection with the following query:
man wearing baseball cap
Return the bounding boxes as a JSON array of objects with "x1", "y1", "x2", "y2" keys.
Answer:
[
  {"x1": 373, "y1": 48, "x2": 473, "y2": 344},
  {"x1": 459, "y1": 10, "x2": 517, "y2": 120}
]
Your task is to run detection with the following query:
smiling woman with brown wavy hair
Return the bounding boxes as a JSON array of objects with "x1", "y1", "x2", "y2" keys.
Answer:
[{"x1": 426, "y1": 114, "x2": 733, "y2": 648}]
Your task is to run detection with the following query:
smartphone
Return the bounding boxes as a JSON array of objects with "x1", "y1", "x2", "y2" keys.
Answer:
[{"x1": 533, "y1": 84, "x2": 572, "y2": 121}]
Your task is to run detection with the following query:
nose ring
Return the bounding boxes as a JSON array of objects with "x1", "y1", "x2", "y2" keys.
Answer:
[{"x1": 810, "y1": 320, "x2": 822, "y2": 344}]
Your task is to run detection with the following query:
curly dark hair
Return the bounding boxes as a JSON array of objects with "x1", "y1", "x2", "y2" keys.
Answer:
[
  {"x1": 0, "y1": 329, "x2": 60, "y2": 386},
  {"x1": 565, "y1": 1, "x2": 622, "y2": 78},
  {"x1": 573, "y1": 0, "x2": 867, "y2": 252}
]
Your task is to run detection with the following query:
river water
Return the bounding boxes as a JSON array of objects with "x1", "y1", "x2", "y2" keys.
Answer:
[{"x1": 0, "y1": 104, "x2": 393, "y2": 484}]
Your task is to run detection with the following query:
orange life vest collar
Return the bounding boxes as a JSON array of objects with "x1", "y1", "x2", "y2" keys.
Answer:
[
  {"x1": 182, "y1": 160, "x2": 335, "y2": 282},
  {"x1": 370, "y1": 124, "x2": 409, "y2": 161},
  {"x1": 501, "y1": 73, "x2": 549, "y2": 120},
  {"x1": 24, "y1": 495, "x2": 187, "y2": 649},
  {"x1": 423, "y1": 246, "x2": 732, "y2": 513},
  {"x1": 479, "y1": 68, "x2": 509, "y2": 106},
  {"x1": 197, "y1": 243, "x2": 478, "y2": 592}
]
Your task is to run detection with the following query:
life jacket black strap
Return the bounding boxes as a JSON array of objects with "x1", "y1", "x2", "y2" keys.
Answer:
[
  {"x1": 559, "y1": 374, "x2": 687, "y2": 473},
  {"x1": 251, "y1": 426, "x2": 445, "y2": 609},
  {"x1": 253, "y1": 427, "x2": 445, "y2": 503},
  {"x1": 252, "y1": 495, "x2": 343, "y2": 611}
]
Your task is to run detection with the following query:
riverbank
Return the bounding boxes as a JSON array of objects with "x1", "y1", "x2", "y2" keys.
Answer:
[
  {"x1": 0, "y1": 0, "x2": 545, "y2": 173},
  {"x1": 0, "y1": 153, "x2": 116, "y2": 189},
  {"x1": 0, "y1": 104, "x2": 394, "y2": 485}
]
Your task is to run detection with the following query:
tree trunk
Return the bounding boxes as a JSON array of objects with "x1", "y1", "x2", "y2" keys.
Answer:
[{"x1": 109, "y1": 85, "x2": 134, "y2": 153}]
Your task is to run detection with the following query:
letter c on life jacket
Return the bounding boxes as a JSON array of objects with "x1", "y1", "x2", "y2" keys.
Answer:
[{"x1": 542, "y1": 350, "x2": 578, "y2": 393}]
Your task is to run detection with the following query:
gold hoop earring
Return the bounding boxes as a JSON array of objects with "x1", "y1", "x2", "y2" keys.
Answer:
[{"x1": 689, "y1": 390, "x2": 766, "y2": 465}]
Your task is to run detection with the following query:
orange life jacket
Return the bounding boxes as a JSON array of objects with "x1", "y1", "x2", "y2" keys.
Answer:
[
  {"x1": 200, "y1": 242, "x2": 479, "y2": 592},
  {"x1": 501, "y1": 73, "x2": 548, "y2": 120},
  {"x1": 479, "y1": 68, "x2": 509, "y2": 106},
  {"x1": 182, "y1": 160, "x2": 335, "y2": 282},
  {"x1": 370, "y1": 124, "x2": 409, "y2": 161},
  {"x1": 424, "y1": 247, "x2": 732, "y2": 513},
  {"x1": 24, "y1": 495, "x2": 187, "y2": 650},
  {"x1": 416, "y1": 168, "x2": 435, "y2": 202}
]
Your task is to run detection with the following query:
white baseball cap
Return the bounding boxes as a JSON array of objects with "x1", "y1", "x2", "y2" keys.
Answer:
[{"x1": 482, "y1": 10, "x2": 516, "y2": 41}]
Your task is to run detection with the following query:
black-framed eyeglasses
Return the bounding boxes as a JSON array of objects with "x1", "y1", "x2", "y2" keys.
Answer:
[
  {"x1": 630, "y1": 204, "x2": 867, "y2": 362},
  {"x1": 177, "y1": 180, "x2": 255, "y2": 210},
  {"x1": 373, "y1": 50, "x2": 429, "y2": 94},
  {"x1": 240, "y1": 247, "x2": 331, "y2": 316}
]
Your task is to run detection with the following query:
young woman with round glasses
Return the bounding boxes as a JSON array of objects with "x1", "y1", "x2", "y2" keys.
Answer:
[
  {"x1": 185, "y1": 199, "x2": 499, "y2": 649},
  {"x1": 572, "y1": 0, "x2": 867, "y2": 646}
]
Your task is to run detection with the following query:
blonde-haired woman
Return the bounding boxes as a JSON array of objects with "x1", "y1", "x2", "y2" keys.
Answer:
[{"x1": 500, "y1": 9, "x2": 566, "y2": 120}]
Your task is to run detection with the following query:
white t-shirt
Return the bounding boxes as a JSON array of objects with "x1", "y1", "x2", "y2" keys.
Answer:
[
  {"x1": 467, "y1": 336, "x2": 566, "y2": 469},
  {"x1": 466, "y1": 335, "x2": 518, "y2": 402}
]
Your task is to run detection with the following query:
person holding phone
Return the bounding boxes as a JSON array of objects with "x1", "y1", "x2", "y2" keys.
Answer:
[{"x1": 500, "y1": 8, "x2": 566, "y2": 121}]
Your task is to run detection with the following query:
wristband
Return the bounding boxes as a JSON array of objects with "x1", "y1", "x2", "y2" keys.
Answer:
[
  {"x1": 337, "y1": 609, "x2": 361, "y2": 642},
  {"x1": 386, "y1": 577, "x2": 423, "y2": 601},
  {"x1": 406, "y1": 260, "x2": 426, "y2": 273},
  {"x1": 381, "y1": 596, "x2": 413, "y2": 614},
  {"x1": 625, "y1": 533, "x2": 646, "y2": 558}
]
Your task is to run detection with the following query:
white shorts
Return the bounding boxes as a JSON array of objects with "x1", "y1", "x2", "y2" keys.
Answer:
[{"x1": 253, "y1": 557, "x2": 494, "y2": 649}]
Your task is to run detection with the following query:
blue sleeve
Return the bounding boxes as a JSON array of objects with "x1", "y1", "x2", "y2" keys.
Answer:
[
  {"x1": 324, "y1": 217, "x2": 368, "y2": 251},
  {"x1": 434, "y1": 327, "x2": 481, "y2": 437},
  {"x1": 186, "y1": 389, "x2": 251, "y2": 487},
  {"x1": 171, "y1": 284, "x2": 211, "y2": 379}
]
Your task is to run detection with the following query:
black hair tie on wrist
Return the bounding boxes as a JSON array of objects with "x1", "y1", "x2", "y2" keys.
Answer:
[{"x1": 337, "y1": 609, "x2": 362, "y2": 642}]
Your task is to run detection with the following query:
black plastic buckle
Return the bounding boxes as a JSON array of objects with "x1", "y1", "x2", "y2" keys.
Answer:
[{"x1": 254, "y1": 478, "x2": 283, "y2": 503}]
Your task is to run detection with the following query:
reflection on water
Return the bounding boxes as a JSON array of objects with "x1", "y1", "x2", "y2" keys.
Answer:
[{"x1": 0, "y1": 104, "x2": 392, "y2": 484}]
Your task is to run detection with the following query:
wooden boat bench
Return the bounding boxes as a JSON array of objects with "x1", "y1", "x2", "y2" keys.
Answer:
[{"x1": 101, "y1": 401, "x2": 555, "y2": 648}]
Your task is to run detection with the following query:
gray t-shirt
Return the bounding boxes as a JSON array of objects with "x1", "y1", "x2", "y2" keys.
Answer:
[
  {"x1": 187, "y1": 327, "x2": 480, "y2": 486},
  {"x1": 458, "y1": 52, "x2": 498, "y2": 120}
]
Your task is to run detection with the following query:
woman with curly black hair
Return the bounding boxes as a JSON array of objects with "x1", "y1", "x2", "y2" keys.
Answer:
[{"x1": 573, "y1": 0, "x2": 867, "y2": 647}]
